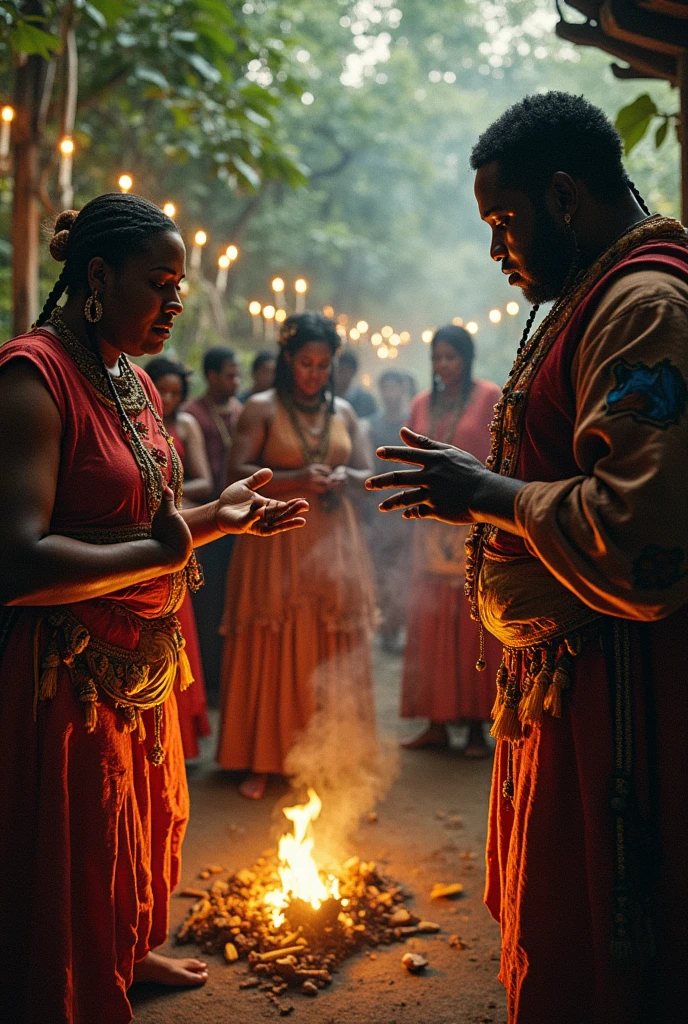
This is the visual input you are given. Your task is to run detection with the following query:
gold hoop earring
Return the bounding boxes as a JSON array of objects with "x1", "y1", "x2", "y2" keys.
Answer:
[
  {"x1": 564, "y1": 213, "x2": 572, "y2": 225},
  {"x1": 84, "y1": 293, "x2": 103, "y2": 323}
]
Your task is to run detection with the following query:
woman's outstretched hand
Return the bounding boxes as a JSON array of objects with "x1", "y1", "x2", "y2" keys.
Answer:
[
  {"x1": 365, "y1": 427, "x2": 491, "y2": 526},
  {"x1": 216, "y1": 468, "x2": 309, "y2": 536}
]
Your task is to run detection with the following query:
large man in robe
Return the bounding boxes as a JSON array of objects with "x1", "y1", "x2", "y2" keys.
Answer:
[{"x1": 367, "y1": 92, "x2": 688, "y2": 1023}]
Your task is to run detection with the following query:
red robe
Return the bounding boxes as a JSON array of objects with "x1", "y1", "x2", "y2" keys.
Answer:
[
  {"x1": 485, "y1": 245, "x2": 688, "y2": 1022},
  {"x1": 167, "y1": 422, "x2": 212, "y2": 759},
  {"x1": 402, "y1": 381, "x2": 503, "y2": 722},
  {"x1": 0, "y1": 331, "x2": 189, "y2": 1024}
]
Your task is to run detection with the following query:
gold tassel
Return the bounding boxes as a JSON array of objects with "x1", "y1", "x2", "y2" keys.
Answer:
[
  {"x1": 519, "y1": 649, "x2": 554, "y2": 725},
  {"x1": 72, "y1": 662, "x2": 99, "y2": 733},
  {"x1": 543, "y1": 681, "x2": 562, "y2": 718},
  {"x1": 147, "y1": 704, "x2": 166, "y2": 766},
  {"x1": 83, "y1": 697, "x2": 98, "y2": 733},
  {"x1": 177, "y1": 644, "x2": 194, "y2": 691},
  {"x1": 491, "y1": 659, "x2": 508, "y2": 720},
  {"x1": 38, "y1": 653, "x2": 60, "y2": 701},
  {"x1": 518, "y1": 677, "x2": 546, "y2": 724},
  {"x1": 135, "y1": 709, "x2": 146, "y2": 742},
  {"x1": 123, "y1": 705, "x2": 138, "y2": 733},
  {"x1": 490, "y1": 704, "x2": 521, "y2": 741},
  {"x1": 544, "y1": 651, "x2": 573, "y2": 719}
]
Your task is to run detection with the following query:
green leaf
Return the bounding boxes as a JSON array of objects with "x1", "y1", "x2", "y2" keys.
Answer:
[
  {"x1": 10, "y1": 22, "x2": 61, "y2": 59},
  {"x1": 231, "y1": 154, "x2": 261, "y2": 189},
  {"x1": 86, "y1": 0, "x2": 129, "y2": 23},
  {"x1": 615, "y1": 93, "x2": 658, "y2": 155},
  {"x1": 136, "y1": 67, "x2": 170, "y2": 90},
  {"x1": 655, "y1": 119, "x2": 668, "y2": 148},
  {"x1": 186, "y1": 52, "x2": 222, "y2": 84},
  {"x1": 83, "y1": 4, "x2": 107, "y2": 30}
]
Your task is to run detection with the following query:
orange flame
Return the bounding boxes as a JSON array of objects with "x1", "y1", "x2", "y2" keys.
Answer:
[{"x1": 264, "y1": 788, "x2": 340, "y2": 927}]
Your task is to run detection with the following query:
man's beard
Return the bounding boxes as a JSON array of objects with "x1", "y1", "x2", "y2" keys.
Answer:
[{"x1": 519, "y1": 204, "x2": 576, "y2": 305}]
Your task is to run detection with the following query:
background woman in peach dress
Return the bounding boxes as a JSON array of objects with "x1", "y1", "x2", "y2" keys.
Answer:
[
  {"x1": 216, "y1": 312, "x2": 376, "y2": 799},
  {"x1": 401, "y1": 324, "x2": 502, "y2": 757}
]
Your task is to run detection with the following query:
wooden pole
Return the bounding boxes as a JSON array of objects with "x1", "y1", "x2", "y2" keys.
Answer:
[
  {"x1": 680, "y1": 51, "x2": 688, "y2": 226},
  {"x1": 11, "y1": 2, "x2": 48, "y2": 336}
]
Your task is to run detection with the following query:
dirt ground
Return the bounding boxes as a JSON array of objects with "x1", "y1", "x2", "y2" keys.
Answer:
[{"x1": 130, "y1": 643, "x2": 507, "y2": 1024}]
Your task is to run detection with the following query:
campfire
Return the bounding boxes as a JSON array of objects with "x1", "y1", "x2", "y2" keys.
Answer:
[{"x1": 177, "y1": 788, "x2": 436, "y2": 1011}]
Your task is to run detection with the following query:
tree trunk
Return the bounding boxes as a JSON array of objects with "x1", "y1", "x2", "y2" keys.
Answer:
[{"x1": 11, "y1": 3, "x2": 48, "y2": 336}]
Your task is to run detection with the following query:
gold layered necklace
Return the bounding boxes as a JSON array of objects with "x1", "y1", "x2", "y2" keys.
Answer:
[
  {"x1": 283, "y1": 392, "x2": 332, "y2": 465},
  {"x1": 47, "y1": 306, "x2": 183, "y2": 519}
]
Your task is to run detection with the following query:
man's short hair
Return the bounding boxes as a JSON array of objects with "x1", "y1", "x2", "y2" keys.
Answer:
[
  {"x1": 203, "y1": 346, "x2": 236, "y2": 378},
  {"x1": 339, "y1": 350, "x2": 359, "y2": 371},
  {"x1": 470, "y1": 91, "x2": 628, "y2": 204},
  {"x1": 251, "y1": 350, "x2": 276, "y2": 375},
  {"x1": 378, "y1": 369, "x2": 405, "y2": 388}
]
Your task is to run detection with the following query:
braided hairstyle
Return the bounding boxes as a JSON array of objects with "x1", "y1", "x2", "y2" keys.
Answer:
[
  {"x1": 430, "y1": 324, "x2": 475, "y2": 406},
  {"x1": 36, "y1": 193, "x2": 178, "y2": 328},
  {"x1": 274, "y1": 311, "x2": 341, "y2": 412}
]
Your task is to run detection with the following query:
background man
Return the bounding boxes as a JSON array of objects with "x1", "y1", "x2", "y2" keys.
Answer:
[
  {"x1": 186, "y1": 347, "x2": 243, "y2": 702},
  {"x1": 238, "y1": 350, "x2": 276, "y2": 404},
  {"x1": 368, "y1": 92, "x2": 688, "y2": 1024},
  {"x1": 335, "y1": 349, "x2": 378, "y2": 418}
]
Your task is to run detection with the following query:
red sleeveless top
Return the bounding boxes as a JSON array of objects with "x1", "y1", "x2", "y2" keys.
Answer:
[{"x1": 0, "y1": 328, "x2": 184, "y2": 643}]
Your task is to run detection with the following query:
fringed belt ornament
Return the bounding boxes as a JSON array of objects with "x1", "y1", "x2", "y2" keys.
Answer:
[{"x1": 34, "y1": 608, "x2": 195, "y2": 766}]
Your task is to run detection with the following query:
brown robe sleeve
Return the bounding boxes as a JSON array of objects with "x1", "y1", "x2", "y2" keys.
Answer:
[{"x1": 514, "y1": 269, "x2": 688, "y2": 621}]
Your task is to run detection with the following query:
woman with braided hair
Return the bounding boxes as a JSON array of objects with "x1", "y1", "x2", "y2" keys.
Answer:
[
  {"x1": 215, "y1": 312, "x2": 376, "y2": 800},
  {"x1": 0, "y1": 193, "x2": 308, "y2": 1024}
]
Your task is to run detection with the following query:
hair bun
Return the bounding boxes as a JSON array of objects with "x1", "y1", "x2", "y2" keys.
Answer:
[
  {"x1": 49, "y1": 229, "x2": 71, "y2": 262},
  {"x1": 49, "y1": 209, "x2": 78, "y2": 262},
  {"x1": 54, "y1": 209, "x2": 79, "y2": 233}
]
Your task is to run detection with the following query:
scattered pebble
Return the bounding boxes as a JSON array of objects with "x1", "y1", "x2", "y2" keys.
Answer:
[{"x1": 402, "y1": 953, "x2": 428, "y2": 973}]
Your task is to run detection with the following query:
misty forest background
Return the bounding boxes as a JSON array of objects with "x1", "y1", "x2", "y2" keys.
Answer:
[{"x1": 0, "y1": 0, "x2": 680, "y2": 389}]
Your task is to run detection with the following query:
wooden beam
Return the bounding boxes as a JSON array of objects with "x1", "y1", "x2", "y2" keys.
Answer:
[{"x1": 555, "y1": 19, "x2": 678, "y2": 80}]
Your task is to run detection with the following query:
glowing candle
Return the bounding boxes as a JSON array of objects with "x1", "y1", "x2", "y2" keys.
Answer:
[
  {"x1": 1, "y1": 105, "x2": 15, "y2": 161},
  {"x1": 216, "y1": 253, "x2": 231, "y2": 292},
  {"x1": 58, "y1": 137, "x2": 74, "y2": 207},
  {"x1": 294, "y1": 277, "x2": 308, "y2": 313},
  {"x1": 190, "y1": 230, "x2": 207, "y2": 270}
]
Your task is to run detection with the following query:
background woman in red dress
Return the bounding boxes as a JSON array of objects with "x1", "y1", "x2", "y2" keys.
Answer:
[
  {"x1": 146, "y1": 355, "x2": 214, "y2": 760},
  {"x1": 400, "y1": 324, "x2": 502, "y2": 757}
]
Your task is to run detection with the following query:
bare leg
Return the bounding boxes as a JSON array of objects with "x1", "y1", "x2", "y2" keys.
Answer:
[
  {"x1": 238, "y1": 772, "x2": 268, "y2": 800},
  {"x1": 401, "y1": 722, "x2": 449, "y2": 749},
  {"x1": 132, "y1": 951, "x2": 208, "y2": 987},
  {"x1": 464, "y1": 720, "x2": 491, "y2": 758}
]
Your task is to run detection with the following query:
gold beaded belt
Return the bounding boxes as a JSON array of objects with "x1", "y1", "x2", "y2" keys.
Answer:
[{"x1": 33, "y1": 607, "x2": 194, "y2": 765}]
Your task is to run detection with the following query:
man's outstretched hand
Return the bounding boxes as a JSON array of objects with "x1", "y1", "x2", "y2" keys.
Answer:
[
  {"x1": 365, "y1": 427, "x2": 523, "y2": 530},
  {"x1": 216, "y1": 468, "x2": 309, "y2": 536}
]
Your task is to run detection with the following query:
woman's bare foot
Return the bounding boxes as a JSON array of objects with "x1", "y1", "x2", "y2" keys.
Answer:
[
  {"x1": 132, "y1": 951, "x2": 208, "y2": 987},
  {"x1": 401, "y1": 723, "x2": 449, "y2": 749},
  {"x1": 239, "y1": 772, "x2": 268, "y2": 800},
  {"x1": 464, "y1": 721, "x2": 491, "y2": 759}
]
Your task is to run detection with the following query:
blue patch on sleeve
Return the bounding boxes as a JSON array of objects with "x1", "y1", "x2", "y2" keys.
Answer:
[{"x1": 604, "y1": 358, "x2": 687, "y2": 429}]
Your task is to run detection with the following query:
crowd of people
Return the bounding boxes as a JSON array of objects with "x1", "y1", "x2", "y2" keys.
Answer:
[
  {"x1": 1, "y1": 91, "x2": 686, "y2": 1024},
  {"x1": 135, "y1": 318, "x2": 499, "y2": 781}
]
